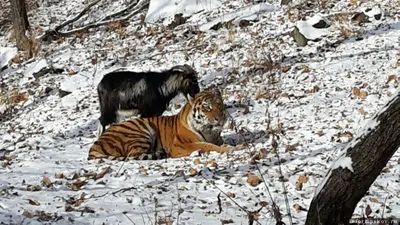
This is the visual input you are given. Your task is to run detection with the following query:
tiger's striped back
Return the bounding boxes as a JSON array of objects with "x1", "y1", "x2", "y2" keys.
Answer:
[{"x1": 88, "y1": 88, "x2": 229, "y2": 161}]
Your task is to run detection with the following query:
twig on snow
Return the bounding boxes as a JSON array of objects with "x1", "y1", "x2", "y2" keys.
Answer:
[
  {"x1": 122, "y1": 211, "x2": 137, "y2": 225},
  {"x1": 216, "y1": 193, "x2": 222, "y2": 214},
  {"x1": 274, "y1": 134, "x2": 293, "y2": 225},
  {"x1": 225, "y1": 111, "x2": 284, "y2": 225},
  {"x1": 192, "y1": 165, "x2": 263, "y2": 225},
  {"x1": 101, "y1": 0, "x2": 140, "y2": 21},
  {"x1": 38, "y1": 0, "x2": 149, "y2": 40},
  {"x1": 90, "y1": 186, "x2": 137, "y2": 199},
  {"x1": 55, "y1": 0, "x2": 102, "y2": 32}
]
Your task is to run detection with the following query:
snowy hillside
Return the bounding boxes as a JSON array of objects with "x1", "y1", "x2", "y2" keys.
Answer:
[{"x1": 1, "y1": 0, "x2": 400, "y2": 224}]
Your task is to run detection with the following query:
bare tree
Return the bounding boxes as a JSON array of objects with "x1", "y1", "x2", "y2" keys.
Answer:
[
  {"x1": 305, "y1": 90, "x2": 400, "y2": 225},
  {"x1": 10, "y1": 0, "x2": 31, "y2": 51}
]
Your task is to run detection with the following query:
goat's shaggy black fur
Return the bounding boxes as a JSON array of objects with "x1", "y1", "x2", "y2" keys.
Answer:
[{"x1": 96, "y1": 64, "x2": 200, "y2": 136}]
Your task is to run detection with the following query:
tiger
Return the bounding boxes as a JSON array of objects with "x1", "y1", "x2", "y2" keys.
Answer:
[{"x1": 88, "y1": 88, "x2": 234, "y2": 160}]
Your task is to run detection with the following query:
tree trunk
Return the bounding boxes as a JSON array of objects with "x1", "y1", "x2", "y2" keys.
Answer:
[
  {"x1": 305, "y1": 90, "x2": 400, "y2": 225},
  {"x1": 10, "y1": 0, "x2": 31, "y2": 51}
]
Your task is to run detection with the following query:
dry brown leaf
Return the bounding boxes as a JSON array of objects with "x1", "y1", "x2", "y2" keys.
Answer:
[
  {"x1": 296, "y1": 175, "x2": 308, "y2": 190},
  {"x1": 42, "y1": 177, "x2": 52, "y2": 187},
  {"x1": 13, "y1": 92, "x2": 29, "y2": 104},
  {"x1": 27, "y1": 185, "x2": 42, "y2": 192},
  {"x1": 247, "y1": 173, "x2": 261, "y2": 187},
  {"x1": 55, "y1": 173, "x2": 64, "y2": 179},
  {"x1": 139, "y1": 167, "x2": 148, "y2": 175},
  {"x1": 259, "y1": 201, "x2": 268, "y2": 207},
  {"x1": 382, "y1": 167, "x2": 390, "y2": 173},
  {"x1": 285, "y1": 145, "x2": 297, "y2": 152},
  {"x1": 227, "y1": 191, "x2": 236, "y2": 198},
  {"x1": 359, "y1": 90, "x2": 368, "y2": 99},
  {"x1": 243, "y1": 106, "x2": 250, "y2": 115},
  {"x1": 189, "y1": 168, "x2": 198, "y2": 176},
  {"x1": 252, "y1": 148, "x2": 270, "y2": 161},
  {"x1": 193, "y1": 158, "x2": 201, "y2": 165},
  {"x1": 387, "y1": 75, "x2": 397, "y2": 83},
  {"x1": 95, "y1": 167, "x2": 110, "y2": 180},
  {"x1": 316, "y1": 130, "x2": 324, "y2": 136},
  {"x1": 298, "y1": 175, "x2": 308, "y2": 184},
  {"x1": 73, "y1": 192, "x2": 87, "y2": 207},
  {"x1": 352, "y1": 87, "x2": 360, "y2": 97},
  {"x1": 23, "y1": 210, "x2": 34, "y2": 218},
  {"x1": 293, "y1": 203, "x2": 301, "y2": 213},
  {"x1": 339, "y1": 131, "x2": 353, "y2": 138},
  {"x1": 282, "y1": 65, "x2": 291, "y2": 73},
  {"x1": 293, "y1": 203, "x2": 306, "y2": 213},
  {"x1": 359, "y1": 107, "x2": 366, "y2": 116},
  {"x1": 68, "y1": 71, "x2": 77, "y2": 76},
  {"x1": 27, "y1": 199, "x2": 40, "y2": 206},
  {"x1": 174, "y1": 170, "x2": 185, "y2": 177},
  {"x1": 10, "y1": 54, "x2": 22, "y2": 64},
  {"x1": 207, "y1": 159, "x2": 217, "y2": 168},
  {"x1": 71, "y1": 180, "x2": 87, "y2": 191},
  {"x1": 302, "y1": 65, "x2": 311, "y2": 73},
  {"x1": 296, "y1": 182, "x2": 303, "y2": 191},
  {"x1": 304, "y1": 85, "x2": 320, "y2": 94},
  {"x1": 369, "y1": 198, "x2": 379, "y2": 203}
]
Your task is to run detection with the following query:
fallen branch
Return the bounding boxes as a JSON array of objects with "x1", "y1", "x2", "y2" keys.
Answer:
[
  {"x1": 38, "y1": 0, "x2": 149, "y2": 40},
  {"x1": 101, "y1": 0, "x2": 140, "y2": 21},
  {"x1": 90, "y1": 186, "x2": 137, "y2": 199},
  {"x1": 54, "y1": 0, "x2": 102, "y2": 32}
]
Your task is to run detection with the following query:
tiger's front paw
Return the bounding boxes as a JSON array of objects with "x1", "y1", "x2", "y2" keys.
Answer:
[
  {"x1": 221, "y1": 144, "x2": 235, "y2": 154},
  {"x1": 224, "y1": 144, "x2": 248, "y2": 154}
]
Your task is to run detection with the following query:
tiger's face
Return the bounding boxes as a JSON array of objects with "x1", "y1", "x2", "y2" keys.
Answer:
[{"x1": 188, "y1": 88, "x2": 227, "y2": 131}]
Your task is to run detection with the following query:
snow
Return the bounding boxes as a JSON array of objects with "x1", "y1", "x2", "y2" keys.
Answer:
[
  {"x1": 0, "y1": 47, "x2": 17, "y2": 69},
  {"x1": 199, "y1": 3, "x2": 278, "y2": 31},
  {"x1": 296, "y1": 15, "x2": 330, "y2": 40},
  {"x1": 332, "y1": 156, "x2": 354, "y2": 173},
  {"x1": 145, "y1": 0, "x2": 221, "y2": 26},
  {"x1": 1, "y1": 0, "x2": 400, "y2": 224},
  {"x1": 362, "y1": 5, "x2": 383, "y2": 21}
]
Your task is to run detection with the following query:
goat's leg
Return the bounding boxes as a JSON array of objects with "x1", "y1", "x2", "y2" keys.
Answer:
[{"x1": 98, "y1": 111, "x2": 117, "y2": 137}]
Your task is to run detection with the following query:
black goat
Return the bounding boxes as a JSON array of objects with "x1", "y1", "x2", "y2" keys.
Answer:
[{"x1": 96, "y1": 64, "x2": 200, "y2": 136}]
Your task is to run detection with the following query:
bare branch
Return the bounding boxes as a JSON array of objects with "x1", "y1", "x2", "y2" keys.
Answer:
[
  {"x1": 38, "y1": 0, "x2": 149, "y2": 41},
  {"x1": 101, "y1": 0, "x2": 139, "y2": 21},
  {"x1": 55, "y1": 0, "x2": 102, "y2": 32}
]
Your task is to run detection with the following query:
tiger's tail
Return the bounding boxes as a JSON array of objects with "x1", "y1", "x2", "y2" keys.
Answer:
[{"x1": 88, "y1": 148, "x2": 168, "y2": 161}]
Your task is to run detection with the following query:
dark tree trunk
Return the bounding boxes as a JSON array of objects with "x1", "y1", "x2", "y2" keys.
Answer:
[
  {"x1": 10, "y1": 0, "x2": 31, "y2": 51},
  {"x1": 305, "y1": 90, "x2": 400, "y2": 225}
]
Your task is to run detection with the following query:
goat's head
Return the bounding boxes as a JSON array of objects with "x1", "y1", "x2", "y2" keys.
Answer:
[{"x1": 170, "y1": 64, "x2": 200, "y2": 98}]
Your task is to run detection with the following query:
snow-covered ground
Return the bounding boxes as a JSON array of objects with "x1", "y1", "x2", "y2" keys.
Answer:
[{"x1": 1, "y1": 0, "x2": 400, "y2": 224}]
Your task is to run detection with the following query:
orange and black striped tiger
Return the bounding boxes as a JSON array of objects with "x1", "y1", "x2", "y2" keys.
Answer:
[{"x1": 88, "y1": 88, "x2": 233, "y2": 160}]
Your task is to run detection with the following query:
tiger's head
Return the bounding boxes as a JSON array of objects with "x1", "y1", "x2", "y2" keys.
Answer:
[{"x1": 186, "y1": 88, "x2": 227, "y2": 132}]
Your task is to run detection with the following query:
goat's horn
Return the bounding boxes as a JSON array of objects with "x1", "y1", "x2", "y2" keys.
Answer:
[{"x1": 171, "y1": 64, "x2": 195, "y2": 74}]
